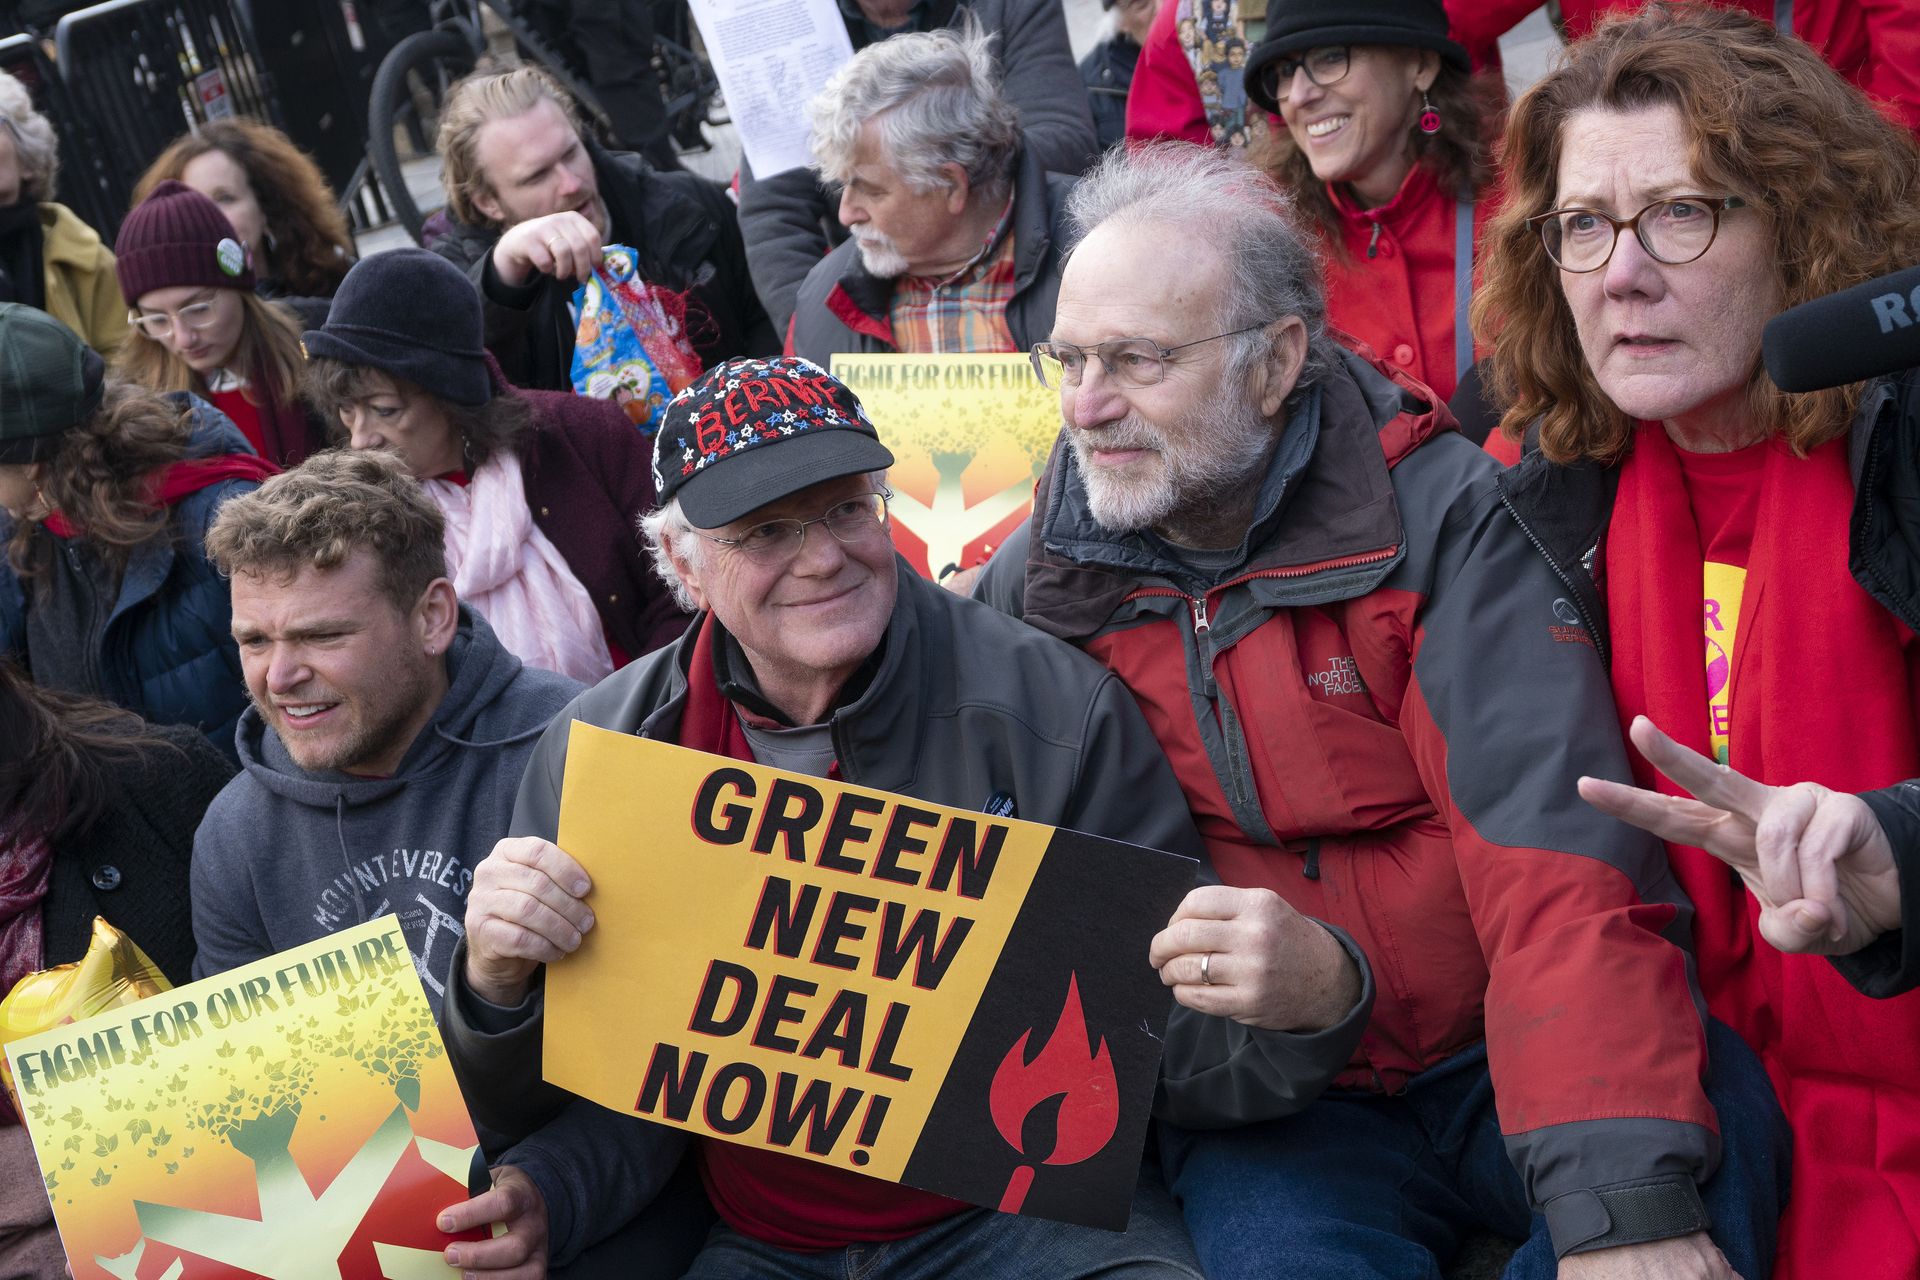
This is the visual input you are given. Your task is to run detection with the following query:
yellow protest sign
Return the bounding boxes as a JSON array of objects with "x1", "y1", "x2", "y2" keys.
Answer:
[
  {"x1": 4, "y1": 917, "x2": 486, "y2": 1278},
  {"x1": 543, "y1": 724, "x2": 1196, "y2": 1230},
  {"x1": 831, "y1": 353, "x2": 1061, "y2": 579}
]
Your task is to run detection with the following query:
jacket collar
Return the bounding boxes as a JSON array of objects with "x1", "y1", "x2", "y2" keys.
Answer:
[
  {"x1": 1018, "y1": 347, "x2": 1435, "y2": 642},
  {"x1": 1327, "y1": 161, "x2": 1444, "y2": 232},
  {"x1": 824, "y1": 144, "x2": 1058, "y2": 340}
]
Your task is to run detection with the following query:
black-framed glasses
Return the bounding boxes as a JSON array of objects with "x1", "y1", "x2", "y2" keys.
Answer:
[
  {"x1": 1529, "y1": 196, "x2": 1750, "y2": 273},
  {"x1": 1030, "y1": 323, "x2": 1271, "y2": 389},
  {"x1": 697, "y1": 488, "x2": 892, "y2": 563},
  {"x1": 1258, "y1": 45, "x2": 1350, "y2": 103}
]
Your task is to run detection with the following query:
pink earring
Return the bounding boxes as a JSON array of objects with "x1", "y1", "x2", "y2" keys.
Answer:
[{"x1": 1418, "y1": 91, "x2": 1442, "y2": 135}]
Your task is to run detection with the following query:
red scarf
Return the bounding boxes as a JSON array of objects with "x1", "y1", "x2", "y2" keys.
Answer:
[
  {"x1": 0, "y1": 822, "x2": 53, "y2": 1126},
  {"x1": 42, "y1": 455, "x2": 279, "y2": 539},
  {"x1": 673, "y1": 615, "x2": 967, "y2": 1251},
  {"x1": 1606, "y1": 423, "x2": 1920, "y2": 1279}
]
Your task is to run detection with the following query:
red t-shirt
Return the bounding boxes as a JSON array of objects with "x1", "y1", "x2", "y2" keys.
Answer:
[
  {"x1": 1673, "y1": 440, "x2": 1765, "y2": 763},
  {"x1": 207, "y1": 387, "x2": 266, "y2": 460},
  {"x1": 701, "y1": 1144, "x2": 968, "y2": 1250}
]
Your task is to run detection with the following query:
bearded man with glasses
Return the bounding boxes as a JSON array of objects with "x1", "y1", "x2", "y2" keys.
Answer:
[
  {"x1": 430, "y1": 355, "x2": 1367, "y2": 1278},
  {"x1": 979, "y1": 141, "x2": 1788, "y2": 1280}
]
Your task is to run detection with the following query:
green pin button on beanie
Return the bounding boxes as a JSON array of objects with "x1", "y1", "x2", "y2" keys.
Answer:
[{"x1": 0, "y1": 305, "x2": 106, "y2": 464}]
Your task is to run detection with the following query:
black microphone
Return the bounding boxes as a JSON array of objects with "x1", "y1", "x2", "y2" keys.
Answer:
[{"x1": 1763, "y1": 264, "x2": 1920, "y2": 393}]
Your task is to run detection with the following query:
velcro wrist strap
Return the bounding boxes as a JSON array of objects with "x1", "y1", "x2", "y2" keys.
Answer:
[{"x1": 1544, "y1": 1178, "x2": 1711, "y2": 1257}]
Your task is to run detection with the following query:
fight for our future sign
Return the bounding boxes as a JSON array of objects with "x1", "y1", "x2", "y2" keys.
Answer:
[{"x1": 543, "y1": 725, "x2": 1198, "y2": 1231}]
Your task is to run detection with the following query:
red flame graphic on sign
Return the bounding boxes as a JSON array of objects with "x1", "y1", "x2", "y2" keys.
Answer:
[{"x1": 987, "y1": 972, "x2": 1120, "y2": 1213}]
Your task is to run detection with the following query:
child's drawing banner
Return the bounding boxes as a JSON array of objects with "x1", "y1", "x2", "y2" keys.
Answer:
[
  {"x1": 4, "y1": 916, "x2": 484, "y2": 1278},
  {"x1": 830, "y1": 353, "x2": 1060, "y2": 580}
]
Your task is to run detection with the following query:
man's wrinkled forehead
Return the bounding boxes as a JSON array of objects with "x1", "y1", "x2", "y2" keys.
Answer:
[{"x1": 1054, "y1": 219, "x2": 1233, "y2": 345}]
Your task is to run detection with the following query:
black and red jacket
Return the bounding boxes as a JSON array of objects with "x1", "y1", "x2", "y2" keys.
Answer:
[{"x1": 978, "y1": 347, "x2": 1721, "y2": 1256}]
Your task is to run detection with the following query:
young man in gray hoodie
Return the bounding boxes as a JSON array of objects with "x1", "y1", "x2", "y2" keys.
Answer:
[{"x1": 190, "y1": 449, "x2": 580, "y2": 1013}]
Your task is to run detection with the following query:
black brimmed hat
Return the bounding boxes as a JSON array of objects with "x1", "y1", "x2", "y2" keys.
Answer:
[{"x1": 1244, "y1": 0, "x2": 1469, "y2": 117}]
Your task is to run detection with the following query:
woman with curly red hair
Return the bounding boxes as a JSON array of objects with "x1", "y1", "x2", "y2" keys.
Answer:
[{"x1": 1476, "y1": 6, "x2": 1920, "y2": 1275}]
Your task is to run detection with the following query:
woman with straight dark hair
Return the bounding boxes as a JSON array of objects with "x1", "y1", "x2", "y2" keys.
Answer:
[{"x1": 0, "y1": 658, "x2": 232, "y2": 1270}]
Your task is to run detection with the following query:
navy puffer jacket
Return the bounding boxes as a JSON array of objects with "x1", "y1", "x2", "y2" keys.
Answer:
[{"x1": 0, "y1": 397, "x2": 261, "y2": 760}]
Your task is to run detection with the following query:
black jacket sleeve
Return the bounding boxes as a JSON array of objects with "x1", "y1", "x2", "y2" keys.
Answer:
[{"x1": 1830, "y1": 780, "x2": 1920, "y2": 998}]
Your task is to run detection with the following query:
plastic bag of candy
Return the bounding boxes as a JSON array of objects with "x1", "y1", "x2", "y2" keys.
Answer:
[
  {"x1": 569, "y1": 244, "x2": 703, "y2": 434},
  {"x1": 0, "y1": 918, "x2": 170, "y2": 1119}
]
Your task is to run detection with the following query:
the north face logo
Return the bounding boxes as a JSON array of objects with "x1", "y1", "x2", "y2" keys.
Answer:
[{"x1": 1306, "y1": 656, "x2": 1368, "y2": 697}]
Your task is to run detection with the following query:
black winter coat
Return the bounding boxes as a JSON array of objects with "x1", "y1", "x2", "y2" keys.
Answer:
[
  {"x1": 42, "y1": 722, "x2": 235, "y2": 986},
  {"x1": 436, "y1": 139, "x2": 778, "y2": 392}
]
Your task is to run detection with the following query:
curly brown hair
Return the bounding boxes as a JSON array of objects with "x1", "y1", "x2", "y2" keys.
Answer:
[
  {"x1": 302, "y1": 360, "x2": 531, "y2": 469},
  {"x1": 1474, "y1": 3, "x2": 1920, "y2": 465},
  {"x1": 132, "y1": 120, "x2": 354, "y2": 297},
  {"x1": 5, "y1": 379, "x2": 192, "y2": 575},
  {"x1": 204, "y1": 448, "x2": 447, "y2": 611},
  {"x1": 1249, "y1": 54, "x2": 1504, "y2": 252},
  {"x1": 113, "y1": 291, "x2": 307, "y2": 415}
]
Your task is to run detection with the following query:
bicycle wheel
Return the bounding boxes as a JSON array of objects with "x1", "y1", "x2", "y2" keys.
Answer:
[{"x1": 367, "y1": 27, "x2": 479, "y2": 244}]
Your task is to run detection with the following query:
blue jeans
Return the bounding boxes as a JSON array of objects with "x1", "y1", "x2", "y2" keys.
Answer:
[
  {"x1": 680, "y1": 1163, "x2": 1203, "y2": 1280},
  {"x1": 1159, "y1": 1020, "x2": 1790, "y2": 1280}
]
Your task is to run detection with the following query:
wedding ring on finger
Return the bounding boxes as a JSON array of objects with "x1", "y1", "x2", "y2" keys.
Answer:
[{"x1": 1200, "y1": 951, "x2": 1213, "y2": 985}]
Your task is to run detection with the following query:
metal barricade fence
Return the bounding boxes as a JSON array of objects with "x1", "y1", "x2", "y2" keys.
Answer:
[
  {"x1": 53, "y1": 0, "x2": 278, "y2": 243},
  {"x1": 0, "y1": 32, "x2": 124, "y2": 242}
]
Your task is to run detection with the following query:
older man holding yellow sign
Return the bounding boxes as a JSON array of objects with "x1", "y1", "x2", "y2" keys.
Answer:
[{"x1": 431, "y1": 356, "x2": 1372, "y2": 1279}]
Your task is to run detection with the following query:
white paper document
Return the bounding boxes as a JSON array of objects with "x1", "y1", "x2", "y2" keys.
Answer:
[{"x1": 689, "y1": 0, "x2": 855, "y2": 178}]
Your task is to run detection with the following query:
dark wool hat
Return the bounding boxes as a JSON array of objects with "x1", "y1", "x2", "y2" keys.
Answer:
[
  {"x1": 0, "y1": 304, "x2": 105, "y2": 463},
  {"x1": 653, "y1": 356, "x2": 895, "y2": 528},
  {"x1": 1244, "y1": 0, "x2": 1469, "y2": 116},
  {"x1": 303, "y1": 248, "x2": 491, "y2": 407},
  {"x1": 115, "y1": 179, "x2": 256, "y2": 304}
]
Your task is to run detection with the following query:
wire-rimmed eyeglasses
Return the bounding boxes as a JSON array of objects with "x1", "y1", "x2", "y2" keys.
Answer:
[
  {"x1": 1030, "y1": 323, "x2": 1272, "y2": 389},
  {"x1": 696, "y1": 488, "x2": 892, "y2": 563}
]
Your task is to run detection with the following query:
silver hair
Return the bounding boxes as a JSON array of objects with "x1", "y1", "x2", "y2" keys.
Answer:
[
  {"x1": 0, "y1": 72, "x2": 59, "y2": 203},
  {"x1": 639, "y1": 498, "x2": 703, "y2": 614},
  {"x1": 1064, "y1": 141, "x2": 1336, "y2": 395},
  {"x1": 807, "y1": 24, "x2": 1020, "y2": 201}
]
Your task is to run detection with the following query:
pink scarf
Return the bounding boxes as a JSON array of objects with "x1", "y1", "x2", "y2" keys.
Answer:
[{"x1": 424, "y1": 451, "x2": 614, "y2": 684}]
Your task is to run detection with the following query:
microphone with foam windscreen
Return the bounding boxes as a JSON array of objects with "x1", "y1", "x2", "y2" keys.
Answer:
[{"x1": 1763, "y1": 264, "x2": 1920, "y2": 392}]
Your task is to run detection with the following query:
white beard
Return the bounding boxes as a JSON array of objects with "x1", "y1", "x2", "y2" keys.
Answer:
[
  {"x1": 1066, "y1": 379, "x2": 1275, "y2": 534},
  {"x1": 852, "y1": 229, "x2": 910, "y2": 279}
]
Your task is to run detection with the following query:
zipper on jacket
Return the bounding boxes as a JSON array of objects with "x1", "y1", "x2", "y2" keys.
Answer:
[
  {"x1": 1497, "y1": 486, "x2": 1609, "y2": 667},
  {"x1": 1301, "y1": 837, "x2": 1321, "y2": 880},
  {"x1": 1366, "y1": 220, "x2": 1383, "y2": 259},
  {"x1": 1190, "y1": 596, "x2": 1210, "y2": 633}
]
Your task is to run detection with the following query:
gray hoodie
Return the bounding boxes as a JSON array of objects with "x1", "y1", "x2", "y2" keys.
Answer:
[{"x1": 190, "y1": 608, "x2": 581, "y2": 1012}]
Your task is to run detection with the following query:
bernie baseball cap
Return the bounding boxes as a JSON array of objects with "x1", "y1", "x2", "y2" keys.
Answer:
[{"x1": 653, "y1": 356, "x2": 895, "y2": 529}]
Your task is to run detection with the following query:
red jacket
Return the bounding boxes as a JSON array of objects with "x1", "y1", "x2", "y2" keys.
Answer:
[
  {"x1": 979, "y1": 348, "x2": 1721, "y2": 1255},
  {"x1": 1455, "y1": 0, "x2": 1920, "y2": 132},
  {"x1": 1321, "y1": 163, "x2": 1491, "y2": 406}
]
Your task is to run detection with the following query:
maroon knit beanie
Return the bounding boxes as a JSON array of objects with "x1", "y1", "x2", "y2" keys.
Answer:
[{"x1": 114, "y1": 179, "x2": 256, "y2": 305}]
